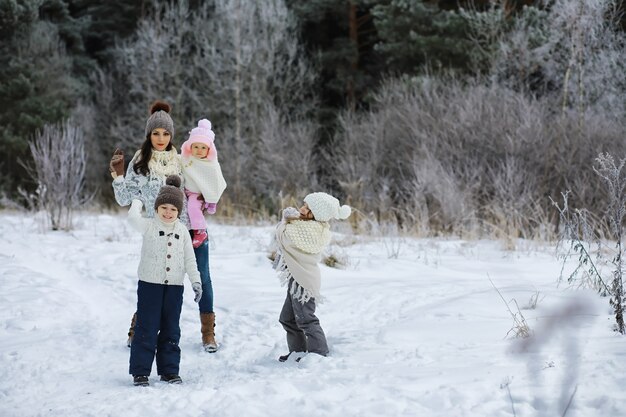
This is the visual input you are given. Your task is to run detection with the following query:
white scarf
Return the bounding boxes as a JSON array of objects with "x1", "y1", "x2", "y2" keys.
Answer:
[
  {"x1": 145, "y1": 149, "x2": 181, "y2": 181},
  {"x1": 285, "y1": 220, "x2": 330, "y2": 254},
  {"x1": 274, "y1": 220, "x2": 330, "y2": 303},
  {"x1": 181, "y1": 156, "x2": 227, "y2": 202}
]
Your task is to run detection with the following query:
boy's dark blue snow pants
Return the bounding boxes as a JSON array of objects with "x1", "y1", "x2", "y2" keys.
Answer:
[{"x1": 129, "y1": 280, "x2": 184, "y2": 377}]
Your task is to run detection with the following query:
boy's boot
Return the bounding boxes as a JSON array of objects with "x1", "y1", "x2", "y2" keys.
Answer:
[
  {"x1": 133, "y1": 375, "x2": 149, "y2": 386},
  {"x1": 160, "y1": 374, "x2": 183, "y2": 384},
  {"x1": 127, "y1": 312, "x2": 137, "y2": 347},
  {"x1": 200, "y1": 312, "x2": 218, "y2": 353}
]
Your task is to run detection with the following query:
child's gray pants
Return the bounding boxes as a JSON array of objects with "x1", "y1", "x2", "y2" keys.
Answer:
[{"x1": 278, "y1": 279, "x2": 329, "y2": 356}]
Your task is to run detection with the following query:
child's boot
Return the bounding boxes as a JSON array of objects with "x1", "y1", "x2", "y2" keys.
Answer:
[
  {"x1": 192, "y1": 229, "x2": 208, "y2": 248},
  {"x1": 278, "y1": 352, "x2": 306, "y2": 363},
  {"x1": 200, "y1": 312, "x2": 218, "y2": 353},
  {"x1": 133, "y1": 375, "x2": 149, "y2": 386},
  {"x1": 160, "y1": 374, "x2": 183, "y2": 384}
]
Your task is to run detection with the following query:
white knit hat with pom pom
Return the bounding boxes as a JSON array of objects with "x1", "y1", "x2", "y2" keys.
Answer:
[{"x1": 304, "y1": 192, "x2": 351, "y2": 222}]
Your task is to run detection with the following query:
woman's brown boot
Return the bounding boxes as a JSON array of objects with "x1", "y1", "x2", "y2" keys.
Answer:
[
  {"x1": 200, "y1": 312, "x2": 218, "y2": 353},
  {"x1": 127, "y1": 312, "x2": 137, "y2": 347}
]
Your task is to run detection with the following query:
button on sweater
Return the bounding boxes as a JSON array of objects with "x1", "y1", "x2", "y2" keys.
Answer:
[{"x1": 128, "y1": 199, "x2": 201, "y2": 287}]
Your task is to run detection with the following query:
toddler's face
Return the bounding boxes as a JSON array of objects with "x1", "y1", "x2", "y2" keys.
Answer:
[
  {"x1": 191, "y1": 142, "x2": 209, "y2": 158},
  {"x1": 298, "y1": 203, "x2": 314, "y2": 220},
  {"x1": 157, "y1": 203, "x2": 179, "y2": 223}
]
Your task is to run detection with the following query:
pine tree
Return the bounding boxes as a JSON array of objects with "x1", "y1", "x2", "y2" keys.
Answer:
[
  {"x1": 0, "y1": 0, "x2": 82, "y2": 198},
  {"x1": 371, "y1": 0, "x2": 475, "y2": 74},
  {"x1": 69, "y1": 0, "x2": 150, "y2": 62},
  {"x1": 286, "y1": 0, "x2": 384, "y2": 111}
]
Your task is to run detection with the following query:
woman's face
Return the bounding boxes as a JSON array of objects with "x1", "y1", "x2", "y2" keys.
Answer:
[{"x1": 150, "y1": 128, "x2": 171, "y2": 151}]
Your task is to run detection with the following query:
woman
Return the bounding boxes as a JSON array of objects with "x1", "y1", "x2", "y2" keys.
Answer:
[{"x1": 109, "y1": 100, "x2": 218, "y2": 353}]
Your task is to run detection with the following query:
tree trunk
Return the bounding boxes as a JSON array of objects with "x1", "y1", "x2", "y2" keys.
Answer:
[{"x1": 347, "y1": 0, "x2": 358, "y2": 110}]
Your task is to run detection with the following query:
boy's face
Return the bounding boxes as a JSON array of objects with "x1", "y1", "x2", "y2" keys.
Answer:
[
  {"x1": 298, "y1": 203, "x2": 314, "y2": 220},
  {"x1": 157, "y1": 203, "x2": 179, "y2": 223},
  {"x1": 191, "y1": 142, "x2": 209, "y2": 158}
]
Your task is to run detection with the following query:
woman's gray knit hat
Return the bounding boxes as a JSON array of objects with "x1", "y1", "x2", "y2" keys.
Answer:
[
  {"x1": 145, "y1": 101, "x2": 174, "y2": 138},
  {"x1": 154, "y1": 175, "x2": 184, "y2": 213}
]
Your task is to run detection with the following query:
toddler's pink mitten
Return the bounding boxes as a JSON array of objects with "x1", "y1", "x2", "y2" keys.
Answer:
[{"x1": 205, "y1": 203, "x2": 217, "y2": 214}]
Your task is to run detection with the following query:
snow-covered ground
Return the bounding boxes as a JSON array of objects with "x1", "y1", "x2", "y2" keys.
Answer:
[{"x1": 0, "y1": 211, "x2": 623, "y2": 417}]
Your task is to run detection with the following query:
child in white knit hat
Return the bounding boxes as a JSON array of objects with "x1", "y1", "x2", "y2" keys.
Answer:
[
  {"x1": 180, "y1": 119, "x2": 227, "y2": 248},
  {"x1": 273, "y1": 192, "x2": 351, "y2": 362}
]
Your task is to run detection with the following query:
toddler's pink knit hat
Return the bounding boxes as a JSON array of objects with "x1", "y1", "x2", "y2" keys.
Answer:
[{"x1": 181, "y1": 119, "x2": 217, "y2": 160}]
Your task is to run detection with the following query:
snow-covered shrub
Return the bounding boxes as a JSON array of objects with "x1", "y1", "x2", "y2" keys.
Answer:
[
  {"x1": 554, "y1": 154, "x2": 626, "y2": 334},
  {"x1": 329, "y1": 74, "x2": 626, "y2": 239},
  {"x1": 20, "y1": 119, "x2": 91, "y2": 231}
]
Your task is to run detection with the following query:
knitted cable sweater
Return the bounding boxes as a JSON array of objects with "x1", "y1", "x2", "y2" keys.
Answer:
[
  {"x1": 128, "y1": 199, "x2": 201, "y2": 287},
  {"x1": 273, "y1": 210, "x2": 331, "y2": 303},
  {"x1": 112, "y1": 149, "x2": 190, "y2": 226}
]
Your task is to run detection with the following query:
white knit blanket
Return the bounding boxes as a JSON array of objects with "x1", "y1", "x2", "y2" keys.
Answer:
[{"x1": 181, "y1": 156, "x2": 227, "y2": 202}]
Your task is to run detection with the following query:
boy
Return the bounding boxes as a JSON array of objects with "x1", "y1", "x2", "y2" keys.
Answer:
[{"x1": 127, "y1": 175, "x2": 202, "y2": 386}]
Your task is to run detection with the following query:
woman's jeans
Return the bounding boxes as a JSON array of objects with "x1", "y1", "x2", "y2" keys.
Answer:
[{"x1": 193, "y1": 234, "x2": 213, "y2": 313}]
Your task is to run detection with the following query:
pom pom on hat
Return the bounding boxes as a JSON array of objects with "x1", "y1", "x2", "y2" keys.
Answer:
[
  {"x1": 150, "y1": 101, "x2": 171, "y2": 114},
  {"x1": 197, "y1": 119, "x2": 211, "y2": 130},
  {"x1": 164, "y1": 174, "x2": 181, "y2": 188},
  {"x1": 145, "y1": 100, "x2": 175, "y2": 139},
  {"x1": 337, "y1": 205, "x2": 352, "y2": 219},
  {"x1": 154, "y1": 175, "x2": 184, "y2": 214},
  {"x1": 181, "y1": 118, "x2": 217, "y2": 159},
  {"x1": 304, "y1": 192, "x2": 352, "y2": 222}
]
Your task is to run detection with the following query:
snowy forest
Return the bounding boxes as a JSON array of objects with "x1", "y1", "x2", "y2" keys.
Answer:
[
  {"x1": 2, "y1": 0, "x2": 626, "y2": 238},
  {"x1": 3, "y1": 2, "x2": 626, "y2": 415}
]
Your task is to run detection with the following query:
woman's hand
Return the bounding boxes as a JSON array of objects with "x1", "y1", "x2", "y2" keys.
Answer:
[{"x1": 110, "y1": 148, "x2": 125, "y2": 178}]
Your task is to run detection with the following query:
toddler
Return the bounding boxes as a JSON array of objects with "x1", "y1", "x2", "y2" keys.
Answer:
[{"x1": 181, "y1": 119, "x2": 227, "y2": 248}]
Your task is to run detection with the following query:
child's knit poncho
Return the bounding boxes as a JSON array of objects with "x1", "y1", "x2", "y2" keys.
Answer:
[
  {"x1": 181, "y1": 156, "x2": 227, "y2": 203},
  {"x1": 273, "y1": 213, "x2": 331, "y2": 303}
]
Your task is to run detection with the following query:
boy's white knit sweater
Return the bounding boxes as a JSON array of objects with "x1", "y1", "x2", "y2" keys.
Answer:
[{"x1": 128, "y1": 199, "x2": 201, "y2": 286}]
